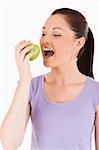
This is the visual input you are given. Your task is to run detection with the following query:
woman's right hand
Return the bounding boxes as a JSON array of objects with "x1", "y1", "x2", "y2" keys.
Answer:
[{"x1": 15, "y1": 40, "x2": 34, "y2": 82}]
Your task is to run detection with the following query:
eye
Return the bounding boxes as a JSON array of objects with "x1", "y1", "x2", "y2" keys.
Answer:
[{"x1": 53, "y1": 34, "x2": 61, "y2": 37}]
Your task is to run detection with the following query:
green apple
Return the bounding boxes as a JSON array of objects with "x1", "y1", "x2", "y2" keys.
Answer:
[{"x1": 26, "y1": 44, "x2": 40, "y2": 61}]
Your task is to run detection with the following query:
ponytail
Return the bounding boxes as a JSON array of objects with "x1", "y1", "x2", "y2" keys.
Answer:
[
  {"x1": 77, "y1": 27, "x2": 94, "y2": 79},
  {"x1": 51, "y1": 8, "x2": 94, "y2": 78}
]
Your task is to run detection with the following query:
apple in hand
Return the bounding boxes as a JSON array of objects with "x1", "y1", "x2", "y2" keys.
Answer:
[{"x1": 25, "y1": 44, "x2": 40, "y2": 61}]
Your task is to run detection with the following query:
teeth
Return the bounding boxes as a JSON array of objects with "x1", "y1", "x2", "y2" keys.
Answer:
[{"x1": 43, "y1": 48, "x2": 53, "y2": 51}]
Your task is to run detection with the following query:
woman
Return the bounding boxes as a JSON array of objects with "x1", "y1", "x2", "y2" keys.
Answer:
[{"x1": 0, "y1": 8, "x2": 99, "y2": 150}]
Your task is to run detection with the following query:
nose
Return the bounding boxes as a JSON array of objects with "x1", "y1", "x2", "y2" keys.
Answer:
[
  {"x1": 42, "y1": 42, "x2": 51, "y2": 48},
  {"x1": 41, "y1": 34, "x2": 51, "y2": 44}
]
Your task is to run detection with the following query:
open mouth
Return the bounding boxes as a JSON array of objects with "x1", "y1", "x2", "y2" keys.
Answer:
[{"x1": 43, "y1": 48, "x2": 54, "y2": 58}]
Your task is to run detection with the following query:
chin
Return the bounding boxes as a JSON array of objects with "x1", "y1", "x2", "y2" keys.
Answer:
[
  {"x1": 43, "y1": 59, "x2": 56, "y2": 67},
  {"x1": 43, "y1": 60, "x2": 59, "y2": 68},
  {"x1": 43, "y1": 61, "x2": 52, "y2": 67}
]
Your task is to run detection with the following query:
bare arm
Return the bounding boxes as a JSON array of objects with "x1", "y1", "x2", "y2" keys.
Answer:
[
  {"x1": 95, "y1": 105, "x2": 99, "y2": 150},
  {"x1": 0, "y1": 40, "x2": 34, "y2": 149},
  {"x1": 0, "y1": 79, "x2": 31, "y2": 149}
]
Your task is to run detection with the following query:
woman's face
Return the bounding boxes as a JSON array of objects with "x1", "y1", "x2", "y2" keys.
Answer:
[{"x1": 40, "y1": 14, "x2": 79, "y2": 67}]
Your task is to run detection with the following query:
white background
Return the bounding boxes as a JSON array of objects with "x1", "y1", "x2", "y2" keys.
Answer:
[{"x1": 0, "y1": 0, "x2": 99, "y2": 149}]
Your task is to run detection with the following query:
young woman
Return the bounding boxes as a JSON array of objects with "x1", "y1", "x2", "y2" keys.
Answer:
[{"x1": 0, "y1": 8, "x2": 99, "y2": 150}]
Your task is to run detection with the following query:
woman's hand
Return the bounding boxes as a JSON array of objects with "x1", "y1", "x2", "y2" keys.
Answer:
[{"x1": 15, "y1": 40, "x2": 34, "y2": 82}]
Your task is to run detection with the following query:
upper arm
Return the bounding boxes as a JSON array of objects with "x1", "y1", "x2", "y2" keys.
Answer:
[
  {"x1": 95, "y1": 105, "x2": 99, "y2": 150},
  {"x1": 28, "y1": 78, "x2": 34, "y2": 103},
  {"x1": 25, "y1": 103, "x2": 31, "y2": 128}
]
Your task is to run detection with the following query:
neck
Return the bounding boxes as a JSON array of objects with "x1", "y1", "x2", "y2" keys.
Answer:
[{"x1": 50, "y1": 61, "x2": 84, "y2": 85}]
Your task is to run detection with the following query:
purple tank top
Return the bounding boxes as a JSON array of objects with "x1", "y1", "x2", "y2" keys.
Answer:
[{"x1": 28, "y1": 74, "x2": 99, "y2": 150}]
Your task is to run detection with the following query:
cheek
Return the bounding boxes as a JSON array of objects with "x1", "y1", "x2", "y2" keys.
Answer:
[
  {"x1": 55, "y1": 37, "x2": 73, "y2": 47},
  {"x1": 54, "y1": 40, "x2": 75, "y2": 63},
  {"x1": 54, "y1": 39, "x2": 73, "y2": 55}
]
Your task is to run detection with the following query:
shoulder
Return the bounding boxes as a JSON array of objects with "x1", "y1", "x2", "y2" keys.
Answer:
[
  {"x1": 88, "y1": 77, "x2": 99, "y2": 98},
  {"x1": 28, "y1": 74, "x2": 44, "y2": 102},
  {"x1": 89, "y1": 77, "x2": 99, "y2": 91},
  {"x1": 30, "y1": 74, "x2": 45, "y2": 91},
  {"x1": 31, "y1": 74, "x2": 43, "y2": 83}
]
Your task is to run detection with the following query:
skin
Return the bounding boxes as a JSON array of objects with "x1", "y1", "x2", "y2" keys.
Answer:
[
  {"x1": 40, "y1": 14, "x2": 99, "y2": 149},
  {"x1": 0, "y1": 14, "x2": 98, "y2": 149},
  {"x1": 40, "y1": 14, "x2": 86, "y2": 85}
]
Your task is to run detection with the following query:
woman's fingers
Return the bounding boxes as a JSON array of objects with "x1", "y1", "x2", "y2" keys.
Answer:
[
  {"x1": 19, "y1": 45, "x2": 34, "y2": 62},
  {"x1": 24, "y1": 51, "x2": 35, "y2": 63},
  {"x1": 15, "y1": 40, "x2": 26, "y2": 53},
  {"x1": 15, "y1": 40, "x2": 31, "y2": 61},
  {"x1": 14, "y1": 40, "x2": 34, "y2": 81}
]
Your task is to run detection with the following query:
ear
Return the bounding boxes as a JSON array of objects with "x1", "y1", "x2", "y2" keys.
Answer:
[{"x1": 73, "y1": 37, "x2": 86, "y2": 57}]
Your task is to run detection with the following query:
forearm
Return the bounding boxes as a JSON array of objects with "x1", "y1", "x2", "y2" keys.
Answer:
[{"x1": 0, "y1": 79, "x2": 31, "y2": 148}]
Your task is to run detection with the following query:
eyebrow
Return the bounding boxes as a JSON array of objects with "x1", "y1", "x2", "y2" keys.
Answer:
[{"x1": 42, "y1": 26, "x2": 65, "y2": 31}]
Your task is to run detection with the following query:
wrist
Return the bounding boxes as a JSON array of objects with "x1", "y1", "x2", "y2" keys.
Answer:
[{"x1": 17, "y1": 77, "x2": 32, "y2": 84}]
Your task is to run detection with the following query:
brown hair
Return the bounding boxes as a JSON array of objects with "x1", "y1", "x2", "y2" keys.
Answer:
[{"x1": 51, "y1": 8, "x2": 94, "y2": 79}]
